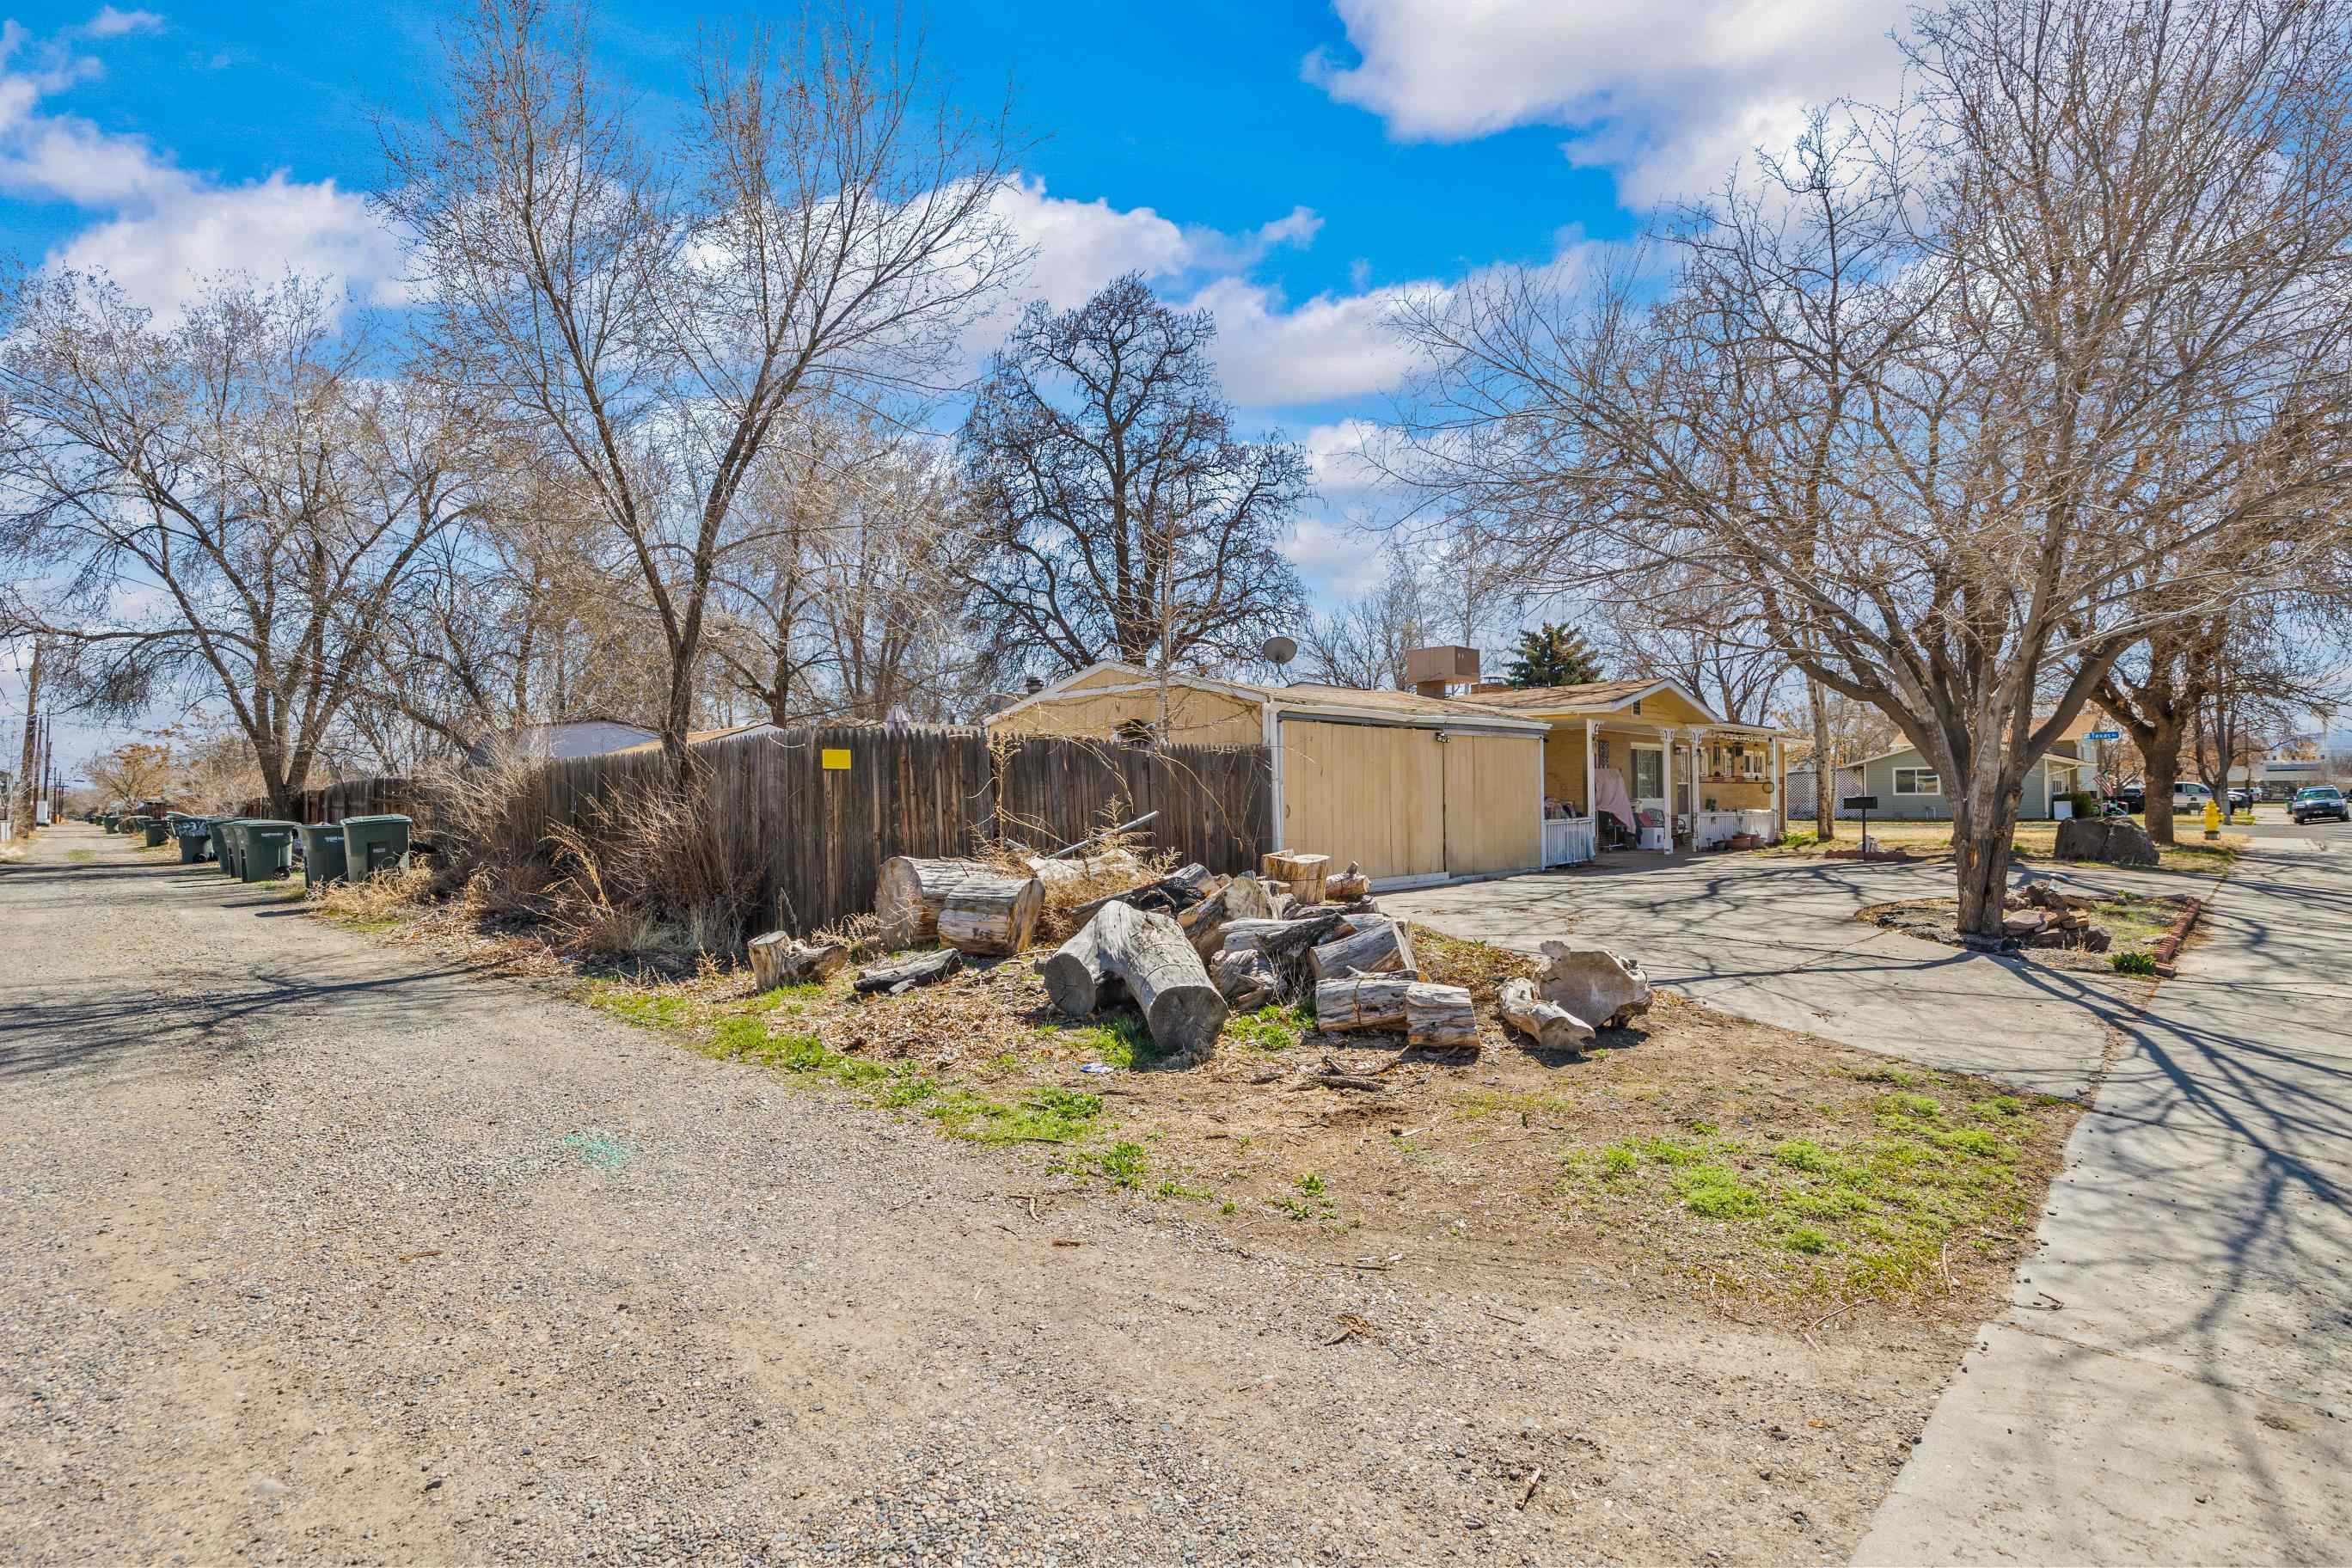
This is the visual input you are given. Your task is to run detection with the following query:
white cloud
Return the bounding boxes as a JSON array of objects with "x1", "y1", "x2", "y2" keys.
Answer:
[
  {"x1": 1284, "y1": 513, "x2": 1391, "y2": 598},
  {"x1": 1185, "y1": 277, "x2": 1438, "y2": 407},
  {"x1": 0, "y1": 17, "x2": 403, "y2": 321},
  {"x1": 1305, "y1": 0, "x2": 1904, "y2": 204},
  {"x1": 83, "y1": 7, "x2": 164, "y2": 39},
  {"x1": 986, "y1": 177, "x2": 1323, "y2": 311}
]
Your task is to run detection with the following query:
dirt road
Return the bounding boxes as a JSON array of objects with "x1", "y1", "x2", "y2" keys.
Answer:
[{"x1": 3, "y1": 823, "x2": 1939, "y2": 1565}]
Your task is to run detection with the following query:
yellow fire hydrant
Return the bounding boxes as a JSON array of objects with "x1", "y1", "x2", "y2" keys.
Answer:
[{"x1": 2203, "y1": 798, "x2": 2222, "y2": 841}]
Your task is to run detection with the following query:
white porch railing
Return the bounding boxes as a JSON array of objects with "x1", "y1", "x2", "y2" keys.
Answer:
[{"x1": 1543, "y1": 816, "x2": 1596, "y2": 867}]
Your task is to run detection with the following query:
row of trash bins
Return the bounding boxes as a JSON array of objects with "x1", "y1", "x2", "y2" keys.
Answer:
[{"x1": 122, "y1": 811, "x2": 414, "y2": 889}]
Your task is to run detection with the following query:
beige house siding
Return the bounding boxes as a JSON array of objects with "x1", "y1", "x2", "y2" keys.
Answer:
[
  {"x1": 1277, "y1": 719, "x2": 1447, "y2": 881},
  {"x1": 1542, "y1": 729, "x2": 1588, "y2": 811},
  {"x1": 989, "y1": 686, "x2": 1265, "y2": 748}
]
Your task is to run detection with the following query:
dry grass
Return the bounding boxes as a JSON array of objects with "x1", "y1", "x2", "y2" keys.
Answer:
[
  {"x1": 1765, "y1": 820, "x2": 2243, "y2": 875},
  {"x1": 1856, "y1": 891, "x2": 2190, "y2": 971}
]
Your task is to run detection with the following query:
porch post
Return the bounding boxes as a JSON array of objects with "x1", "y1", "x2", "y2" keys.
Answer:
[
  {"x1": 1662, "y1": 725, "x2": 1675, "y2": 853},
  {"x1": 1772, "y1": 734, "x2": 1785, "y2": 840},
  {"x1": 1583, "y1": 719, "x2": 1596, "y2": 825}
]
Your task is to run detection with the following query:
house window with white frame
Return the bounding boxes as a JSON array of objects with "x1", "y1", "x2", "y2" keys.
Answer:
[{"x1": 1893, "y1": 766, "x2": 1940, "y2": 795}]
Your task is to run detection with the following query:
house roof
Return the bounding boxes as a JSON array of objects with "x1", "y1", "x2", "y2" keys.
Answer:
[
  {"x1": 1454, "y1": 678, "x2": 1674, "y2": 712},
  {"x1": 609, "y1": 720, "x2": 778, "y2": 756},
  {"x1": 983, "y1": 662, "x2": 1550, "y2": 732}
]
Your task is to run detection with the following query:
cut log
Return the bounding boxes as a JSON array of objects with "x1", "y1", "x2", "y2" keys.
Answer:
[
  {"x1": 1326, "y1": 861, "x2": 1370, "y2": 903},
  {"x1": 938, "y1": 875, "x2": 1045, "y2": 956},
  {"x1": 1184, "y1": 873, "x2": 1272, "y2": 958},
  {"x1": 1309, "y1": 918, "x2": 1418, "y2": 982},
  {"x1": 1267, "y1": 891, "x2": 1296, "y2": 920},
  {"x1": 852, "y1": 948, "x2": 963, "y2": 995},
  {"x1": 748, "y1": 932, "x2": 848, "y2": 989},
  {"x1": 878, "y1": 857, "x2": 1022, "y2": 946},
  {"x1": 1210, "y1": 947, "x2": 1279, "y2": 1009},
  {"x1": 1497, "y1": 976, "x2": 1596, "y2": 1054},
  {"x1": 1260, "y1": 851, "x2": 1332, "y2": 905},
  {"x1": 1314, "y1": 974, "x2": 1417, "y2": 1032},
  {"x1": 1406, "y1": 983, "x2": 1479, "y2": 1050},
  {"x1": 1043, "y1": 901, "x2": 1228, "y2": 1058}
]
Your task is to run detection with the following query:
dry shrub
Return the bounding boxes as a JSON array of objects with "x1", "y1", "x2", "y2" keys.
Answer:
[
  {"x1": 313, "y1": 862, "x2": 438, "y2": 922},
  {"x1": 979, "y1": 795, "x2": 1177, "y2": 944},
  {"x1": 543, "y1": 777, "x2": 766, "y2": 959}
]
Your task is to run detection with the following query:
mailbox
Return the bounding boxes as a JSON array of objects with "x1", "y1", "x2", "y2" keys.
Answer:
[{"x1": 1841, "y1": 795, "x2": 1880, "y2": 812}]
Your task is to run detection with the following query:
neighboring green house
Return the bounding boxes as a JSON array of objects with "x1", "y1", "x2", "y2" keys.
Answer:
[{"x1": 1848, "y1": 738, "x2": 2093, "y2": 820}]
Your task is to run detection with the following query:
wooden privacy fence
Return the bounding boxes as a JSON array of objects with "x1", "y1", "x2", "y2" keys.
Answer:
[
  {"x1": 237, "y1": 775, "x2": 439, "y2": 825},
  {"x1": 506, "y1": 724, "x2": 1271, "y2": 935}
]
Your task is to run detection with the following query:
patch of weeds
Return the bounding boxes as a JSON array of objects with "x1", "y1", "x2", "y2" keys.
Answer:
[
  {"x1": 1974, "y1": 1095, "x2": 2024, "y2": 1120},
  {"x1": 922, "y1": 1086, "x2": 1102, "y2": 1146},
  {"x1": 583, "y1": 982, "x2": 700, "y2": 1030},
  {"x1": 65, "y1": 848, "x2": 98, "y2": 862},
  {"x1": 1772, "y1": 1137, "x2": 1838, "y2": 1173},
  {"x1": 1881, "y1": 1093, "x2": 1943, "y2": 1122},
  {"x1": 1155, "y1": 1179, "x2": 1212, "y2": 1201},
  {"x1": 1670, "y1": 1163, "x2": 1768, "y2": 1219},
  {"x1": 1601, "y1": 1143, "x2": 1639, "y2": 1177},
  {"x1": 1276, "y1": 1196, "x2": 1314, "y2": 1221},
  {"x1": 1862, "y1": 1066, "x2": 1921, "y2": 1088},
  {"x1": 875, "y1": 1075, "x2": 939, "y2": 1109},
  {"x1": 2111, "y1": 950, "x2": 2158, "y2": 977},
  {"x1": 1226, "y1": 1002, "x2": 1308, "y2": 1054},
  {"x1": 1780, "y1": 1224, "x2": 1831, "y2": 1254},
  {"x1": 1043, "y1": 1014, "x2": 1161, "y2": 1069},
  {"x1": 1687, "y1": 1119, "x2": 1719, "y2": 1135},
  {"x1": 1097, "y1": 1141, "x2": 1148, "y2": 1190},
  {"x1": 1927, "y1": 1126, "x2": 2012, "y2": 1160},
  {"x1": 1218, "y1": 1201, "x2": 1237, "y2": 1216},
  {"x1": 1630, "y1": 1134, "x2": 1709, "y2": 1167},
  {"x1": 976, "y1": 1050, "x2": 1022, "y2": 1078},
  {"x1": 1295, "y1": 1172, "x2": 1326, "y2": 1197}
]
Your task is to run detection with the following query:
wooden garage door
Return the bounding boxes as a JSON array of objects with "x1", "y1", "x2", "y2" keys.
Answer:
[
  {"x1": 1277, "y1": 720, "x2": 1444, "y2": 881},
  {"x1": 1442, "y1": 732, "x2": 1543, "y2": 877}
]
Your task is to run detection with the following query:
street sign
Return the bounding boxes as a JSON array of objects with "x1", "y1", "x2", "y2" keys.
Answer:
[
  {"x1": 821, "y1": 748, "x2": 851, "y2": 770},
  {"x1": 2087, "y1": 729, "x2": 2121, "y2": 740}
]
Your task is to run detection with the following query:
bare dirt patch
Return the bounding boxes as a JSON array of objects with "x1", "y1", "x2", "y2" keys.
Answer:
[{"x1": 1856, "y1": 891, "x2": 2188, "y2": 973}]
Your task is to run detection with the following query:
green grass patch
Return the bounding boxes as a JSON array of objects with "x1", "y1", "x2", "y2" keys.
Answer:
[
  {"x1": 1097, "y1": 1141, "x2": 1148, "y2": 1189},
  {"x1": 1561, "y1": 1092, "x2": 2049, "y2": 1293},
  {"x1": 2111, "y1": 950, "x2": 2158, "y2": 977},
  {"x1": 1040, "y1": 1014, "x2": 1161, "y2": 1069},
  {"x1": 582, "y1": 981, "x2": 702, "y2": 1030},
  {"x1": 65, "y1": 848, "x2": 98, "y2": 862},
  {"x1": 1226, "y1": 1002, "x2": 1309, "y2": 1054}
]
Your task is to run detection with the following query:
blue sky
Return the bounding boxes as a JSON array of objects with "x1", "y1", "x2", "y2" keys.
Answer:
[{"x1": 1, "y1": 0, "x2": 1918, "y2": 765}]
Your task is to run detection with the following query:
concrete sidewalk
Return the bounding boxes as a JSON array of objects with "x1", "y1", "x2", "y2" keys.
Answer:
[
  {"x1": 1858, "y1": 836, "x2": 2352, "y2": 1565},
  {"x1": 1385, "y1": 853, "x2": 2158, "y2": 1094}
]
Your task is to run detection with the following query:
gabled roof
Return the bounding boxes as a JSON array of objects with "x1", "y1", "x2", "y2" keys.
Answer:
[{"x1": 1455, "y1": 678, "x2": 1681, "y2": 713}]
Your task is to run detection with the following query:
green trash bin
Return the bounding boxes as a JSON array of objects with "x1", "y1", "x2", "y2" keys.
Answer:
[
  {"x1": 142, "y1": 818, "x2": 169, "y2": 848},
  {"x1": 297, "y1": 823, "x2": 348, "y2": 890},
  {"x1": 174, "y1": 817, "x2": 211, "y2": 865},
  {"x1": 239, "y1": 819, "x2": 297, "y2": 883},
  {"x1": 340, "y1": 813, "x2": 413, "y2": 879},
  {"x1": 102, "y1": 812, "x2": 119, "y2": 834},
  {"x1": 217, "y1": 819, "x2": 251, "y2": 879}
]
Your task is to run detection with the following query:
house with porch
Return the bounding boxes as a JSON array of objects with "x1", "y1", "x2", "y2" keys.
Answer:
[
  {"x1": 1456, "y1": 679, "x2": 1792, "y2": 863},
  {"x1": 1844, "y1": 734, "x2": 2094, "y2": 820},
  {"x1": 984, "y1": 659, "x2": 1794, "y2": 890}
]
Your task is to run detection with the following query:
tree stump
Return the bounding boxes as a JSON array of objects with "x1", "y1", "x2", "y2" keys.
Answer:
[
  {"x1": 937, "y1": 877, "x2": 1044, "y2": 956},
  {"x1": 748, "y1": 932, "x2": 848, "y2": 989},
  {"x1": 1260, "y1": 851, "x2": 1331, "y2": 905},
  {"x1": 877, "y1": 857, "x2": 1029, "y2": 946},
  {"x1": 1042, "y1": 900, "x2": 1228, "y2": 1058},
  {"x1": 1497, "y1": 976, "x2": 1595, "y2": 1053},
  {"x1": 1182, "y1": 873, "x2": 1272, "y2": 958}
]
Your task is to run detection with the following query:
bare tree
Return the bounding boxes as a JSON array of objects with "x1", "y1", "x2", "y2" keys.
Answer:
[
  {"x1": 0, "y1": 272, "x2": 477, "y2": 817},
  {"x1": 1300, "y1": 542, "x2": 1435, "y2": 689},
  {"x1": 1395, "y1": 0, "x2": 2352, "y2": 934},
  {"x1": 959, "y1": 273, "x2": 1311, "y2": 677},
  {"x1": 381, "y1": 0, "x2": 1023, "y2": 775},
  {"x1": 83, "y1": 739, "x2": 181, "y2": 804}
]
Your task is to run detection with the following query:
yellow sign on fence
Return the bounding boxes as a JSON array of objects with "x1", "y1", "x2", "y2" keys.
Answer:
[{"x1": 821, "y1": 748, "x2": 852, "y2": 771}]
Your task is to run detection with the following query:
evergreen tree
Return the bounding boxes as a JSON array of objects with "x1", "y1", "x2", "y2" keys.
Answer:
[{"x1": 1503, "y1": 623, "x2": 1603, "y2": 687}]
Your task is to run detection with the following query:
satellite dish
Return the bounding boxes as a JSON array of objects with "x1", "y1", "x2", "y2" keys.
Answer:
[{"x1": 1260, "y1": 635, "x2": 1297, "y2": 667}]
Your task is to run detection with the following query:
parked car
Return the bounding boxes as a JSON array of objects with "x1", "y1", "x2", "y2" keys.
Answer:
[
  {"x1": 2109, "y1": 785, "x2": 2145, "y2": 813},
  {"x1": 2227, "y1": 787, "x2": 2255, "y2": 812},
  {"x1": 2292, "y1": 785, "x2": 2349, "y2": 825}
]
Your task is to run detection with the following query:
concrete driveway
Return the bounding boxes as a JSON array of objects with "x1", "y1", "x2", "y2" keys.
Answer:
[{"x1": 1385, "y1": 849, "x2": 2188, "y2": 1093}]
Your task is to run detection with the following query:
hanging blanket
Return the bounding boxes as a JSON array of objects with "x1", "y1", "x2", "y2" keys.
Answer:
[{"x1": 1592, "y1": 766, "x2": 1637, "y2": 835}]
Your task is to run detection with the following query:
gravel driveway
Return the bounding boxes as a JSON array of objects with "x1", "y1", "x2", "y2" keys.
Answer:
[{"x1": 3, "y1": 824, "x2": 1952, "y2": 1565}]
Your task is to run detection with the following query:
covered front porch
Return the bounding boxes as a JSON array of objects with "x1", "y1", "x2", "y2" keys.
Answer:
[{"x1": 1458, "y1": 677, "x2": 1795, "y2": 870}]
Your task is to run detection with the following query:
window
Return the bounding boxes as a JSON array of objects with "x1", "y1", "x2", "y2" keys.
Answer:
[{"x1": 1893, "y1": 767, "x2": 1940, "y2": 795}]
